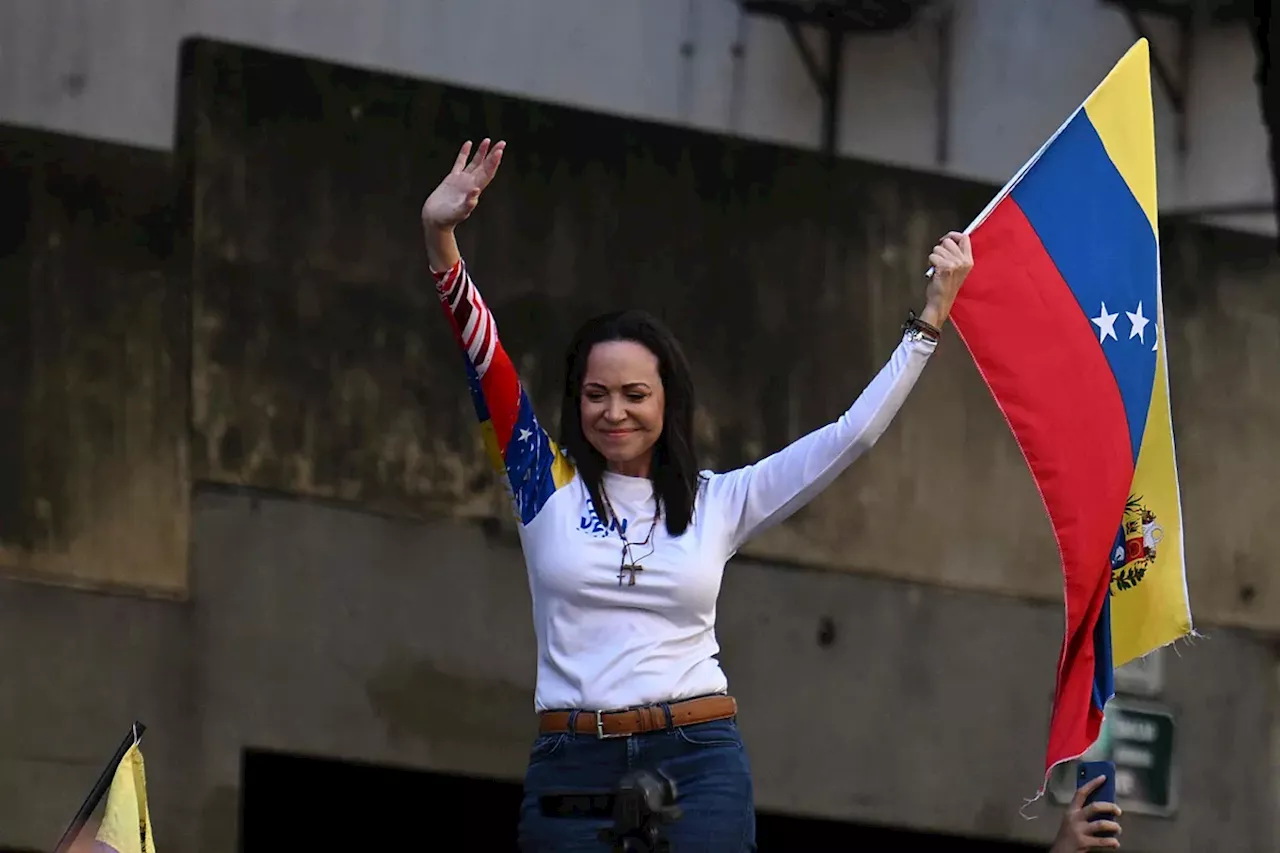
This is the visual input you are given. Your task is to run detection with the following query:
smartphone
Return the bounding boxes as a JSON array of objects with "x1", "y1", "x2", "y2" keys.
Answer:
[{"x1": 1077, "y1": 760, "x2": 1117, "y2": 838}]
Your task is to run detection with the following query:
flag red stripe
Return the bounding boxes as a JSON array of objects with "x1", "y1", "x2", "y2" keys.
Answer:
[{"x1": 950, "y1": 197, "x2": 1134, "y2": 772}]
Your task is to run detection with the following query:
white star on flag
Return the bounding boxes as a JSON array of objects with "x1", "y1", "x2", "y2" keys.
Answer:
[
  {"x1": 1126, "y1": 302, "x2": 1149, "y2": 342},
  {"x1": 1091, "y1": 302, "x2": 1119, "y2": 342},
  {"x1": 518, "y1": 428, "x2": 533, "y2": 443}
]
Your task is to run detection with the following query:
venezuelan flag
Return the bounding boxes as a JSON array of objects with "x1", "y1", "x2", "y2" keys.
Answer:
[
  {"x1": 947, "y1": 38, "x2": 1192, "y2": 789},
  {"x1": 91, "y1": 743, "x2": 155, "y2": 853}
]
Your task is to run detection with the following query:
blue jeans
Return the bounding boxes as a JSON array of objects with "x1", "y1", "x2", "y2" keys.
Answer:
[{"x1": 518, "y1": 714, "x2": 757, "y2": 852}]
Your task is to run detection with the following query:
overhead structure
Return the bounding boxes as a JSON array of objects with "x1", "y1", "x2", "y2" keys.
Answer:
[
  {"x1": 1106, "y1": 0, "x2": 1277, "y2": 240},
  {"x1": 737, "y1": 1, "x2": 936, "y2": 156},
  {"x1": 1250, "y1": 0, "x2": 1280, "y2": 247}
]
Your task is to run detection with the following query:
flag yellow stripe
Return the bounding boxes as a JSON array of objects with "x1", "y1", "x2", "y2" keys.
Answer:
[
  {"x1": 1109, "y1": 292, "x2": 1191, "y2": 667},
  {"x1": 1080, "y1": 39, "x2": 1190, "y2": 666},
  {"x1": 1084, "y1": 39, "x2": 1159, "y2": 238},
  {"x1": 479, "y1": 420, "x2": 505, "y2": 475},
  {"x1": 94, "y1": 743, "x2": 155, "y2": 853},
  {"x1": 549, "y1": 440, "x2": 576, "y2": 490}
]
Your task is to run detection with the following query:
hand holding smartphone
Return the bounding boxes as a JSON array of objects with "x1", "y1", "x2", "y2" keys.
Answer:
[{"x1": 1077, "y1": 761, "x2": 1118, "y2": 840}]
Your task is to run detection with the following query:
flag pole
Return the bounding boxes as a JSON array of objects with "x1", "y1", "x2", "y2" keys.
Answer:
[
  {"x1": 51, "y1": 721, "x2": 147, "y2": 853},
  {"x1": 922, "y1": 99, "x2": 1080, "y2": 280},
  {"x1": 923, "y1": 37, "x2": 1149, "y2": 278}
]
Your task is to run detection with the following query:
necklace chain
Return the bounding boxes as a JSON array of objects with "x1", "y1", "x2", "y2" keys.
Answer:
[{"x1": 599, "y1": 486, "x2": 659, "y2": 587}]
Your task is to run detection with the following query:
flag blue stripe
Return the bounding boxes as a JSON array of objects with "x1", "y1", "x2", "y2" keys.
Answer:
[
  {"x1": 463, "y1": 357, "x2": 492, "y2": 423},
  {"x1": 1011, "y1": 111, "x2": 1159, "y2": 464},
  {"x1": 1092, "y1": 590, "x2": 1116, "y2": 713},
  {"x1": 505, "y1": 391, "x2": 560, "y2": 524}
]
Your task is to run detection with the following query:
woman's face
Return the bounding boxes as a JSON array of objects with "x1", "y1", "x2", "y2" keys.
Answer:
[{"x1": 580, "y1": 340, "x2": 665, "y2": 477}]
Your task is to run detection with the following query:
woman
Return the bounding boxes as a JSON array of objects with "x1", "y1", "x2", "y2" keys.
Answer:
[{"x1": 422, "y1": 138, "x2": 974, "y2": 852}]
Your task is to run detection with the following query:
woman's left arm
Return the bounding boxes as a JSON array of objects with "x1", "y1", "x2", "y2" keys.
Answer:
[{"x1": 709, "y1": 232, "x2": 973, "y2": 553}]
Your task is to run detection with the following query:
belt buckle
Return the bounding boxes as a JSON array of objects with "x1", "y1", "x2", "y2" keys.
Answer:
[{"x1": 595, "y1": 709, "x2": 632, "y2": 739}]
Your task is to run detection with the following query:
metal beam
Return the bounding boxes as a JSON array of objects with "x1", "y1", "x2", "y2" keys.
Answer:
[
  {"x1": 1165, "y1": 201, "x2": 1275, "y2": 217},
  {"x1": 772, "y1": 14, "x2": 846, "y2": 157},
  {"x1": 739, "y1": 2, "x2": 931, "y2": 157},
  {"x1": 933, "y1": 6, "x2": 953, "y2": 166},
  {"x1": 821, "y1": 23, "x2": 843, "y2": 156},
  {"x1": 1251, "y1": 0, "x2": 1280, "y2": 248},
  {"x1": 1115, "y1": 1, "x2": 1194, "y2": 153}
]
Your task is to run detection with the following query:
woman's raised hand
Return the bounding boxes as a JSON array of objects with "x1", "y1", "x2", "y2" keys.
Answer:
[
  {"x1": 421, "y1": 138, "x2": 506, "y2": 231},
  {"x1": 922, "y1": 231, "x2": 975, "y2": 328}
]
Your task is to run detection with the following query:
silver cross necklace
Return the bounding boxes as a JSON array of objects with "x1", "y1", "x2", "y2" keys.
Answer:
[{"x1": 598, "y1": 488, "x2": 659, "y2": 587}]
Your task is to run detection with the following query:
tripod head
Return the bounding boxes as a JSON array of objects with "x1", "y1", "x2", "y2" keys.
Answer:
[{"x1": 597, "y1": 768, "x2": 682, "y2": 853}]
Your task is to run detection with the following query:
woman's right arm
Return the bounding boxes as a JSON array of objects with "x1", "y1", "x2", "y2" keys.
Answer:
[{"x1": 423, "y1": 140, "x2": 574, "y2": 526}]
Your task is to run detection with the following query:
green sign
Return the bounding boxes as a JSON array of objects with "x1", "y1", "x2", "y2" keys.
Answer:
[{"x1": 1048, "y1": 698, "x2": 1177, "y2": 816}]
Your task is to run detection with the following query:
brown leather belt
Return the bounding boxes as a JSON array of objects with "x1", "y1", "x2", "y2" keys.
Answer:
[{"x1": 539, "y1": 694, "x2": 737, "y2": 739}]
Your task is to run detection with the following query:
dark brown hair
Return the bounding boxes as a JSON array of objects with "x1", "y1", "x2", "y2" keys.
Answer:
[{"x1": 558, "y1": 310, "x2": 700, "y2": 536}]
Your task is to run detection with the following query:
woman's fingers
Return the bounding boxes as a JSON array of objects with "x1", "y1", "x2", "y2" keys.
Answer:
[
  {"x1": 452, "y1": 140, "x2": 472, "y2": 174},
  {"x1": 482, "y1": 140, "x2": 506, "y2": 184},
  {"x1": 468, "y1": 138, "x2": 492, "y2": 172}
]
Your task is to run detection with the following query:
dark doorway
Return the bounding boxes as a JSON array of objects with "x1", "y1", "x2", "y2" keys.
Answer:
[{"x1": 240, "y1": 749, "x2": 1043, "y2": 851}]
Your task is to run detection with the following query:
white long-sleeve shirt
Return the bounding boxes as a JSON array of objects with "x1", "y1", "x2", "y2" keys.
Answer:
[{"x1": 433, "y1": 259, "x2": 937, "y2": 711}]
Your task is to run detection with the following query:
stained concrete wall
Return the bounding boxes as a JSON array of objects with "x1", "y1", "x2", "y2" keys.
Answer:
[
  {"x1": 187, "y1": 488, "x2": 1275, "y2": 852},
  {"x1": 1, "y1": 486, "x2": 1272, "y2": 852},
  {"x1": 0, "y1": 576, "x2": 198, "y2": 852},
  {"x1": 0, "y1": 127, "x2": 188, "y2": 596},
  {"x1": 0, "y1": 36, "x2": 1278, "y2": 853}
]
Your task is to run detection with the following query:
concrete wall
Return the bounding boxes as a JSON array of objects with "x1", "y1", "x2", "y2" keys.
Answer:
[
  {"x1": 0, "y1": 127, "x2": 188, "y2": 596},
  {"x1": 7, "y1": 484, "x2": 1269, "y2": 850},
  {"x1": 187, "y1": 488, "x2": 1274, "y2": 852},
  {"x1": 4, "y1": 487, "x2": 1270, "y2": 851},
  {"x1": 0, "y1": 576, "x2": 198, "y2": 852},
  {"x1": 0, "y1": 0, "x2": 1271, "y2": 235},
  {"x1": 0, "y1": 36, "x2": 1278, "y2": 853}
]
